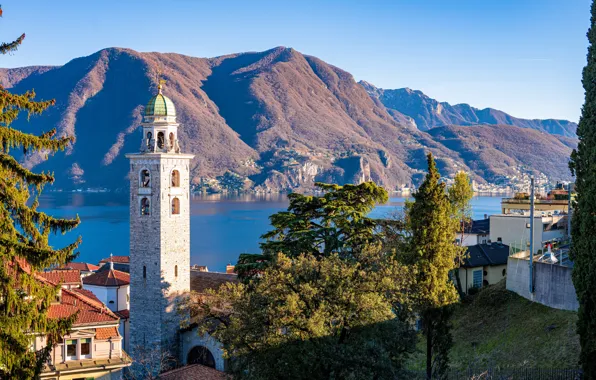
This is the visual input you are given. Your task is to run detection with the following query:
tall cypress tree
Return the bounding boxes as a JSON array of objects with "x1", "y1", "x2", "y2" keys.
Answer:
[
  {"x1": 569, "y1": 1, "x2": 596, "y2": 376},
  {"x1": 0, "y1": 7, "x2": 81, "y2": 378},
  {"x1": 403, "y1": 154, "x2": 462, "y2": 379}
]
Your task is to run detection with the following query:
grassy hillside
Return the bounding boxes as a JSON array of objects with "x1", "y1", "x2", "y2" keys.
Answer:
[{"x1": 409, "y1": 281, "x2": 580, "y2": 370}]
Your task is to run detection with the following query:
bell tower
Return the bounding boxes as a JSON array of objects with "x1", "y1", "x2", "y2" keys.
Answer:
[{"x1": 127, "y1": 82, "x2": 194, "y2": 360}]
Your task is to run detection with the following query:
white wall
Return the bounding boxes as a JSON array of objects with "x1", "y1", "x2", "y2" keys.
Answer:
[
  {"x1": 460, "y1": 233, "x2": 489, "y2": 247},
  {"x1": 83, "y1": 285, "x2": 126, "y2": 312},
  {"x1": 117, "y1": 285, "x2": 129, "y2": 311},
  {"x1": 83, "y1": 285, "x2": 108, "y2": 305},
  {"x1": 490, "y1": 215, "x2": 562, "y2": 254}
]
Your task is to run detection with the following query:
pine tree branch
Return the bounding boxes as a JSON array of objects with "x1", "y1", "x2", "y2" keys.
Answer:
[{"x1": 0, "y1": 33, "x2": 25, "y2": 55}]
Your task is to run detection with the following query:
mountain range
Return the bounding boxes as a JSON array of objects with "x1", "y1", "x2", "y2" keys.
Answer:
[{"x1": 0, "y1": 47, "x2": 577, "y2": 191}]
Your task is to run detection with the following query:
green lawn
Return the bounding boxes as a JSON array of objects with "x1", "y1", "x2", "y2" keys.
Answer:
[{"x1": 409, "y1": 281, "x2": 580, "y2": 370}]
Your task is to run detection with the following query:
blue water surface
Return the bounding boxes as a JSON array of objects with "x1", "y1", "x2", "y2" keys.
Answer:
[{"x1": 39, "y1": 193, "x2": 503, "y2": 272}]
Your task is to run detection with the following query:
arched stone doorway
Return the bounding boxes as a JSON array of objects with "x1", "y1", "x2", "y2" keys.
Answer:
[{"x1": 187, "y1": 345, "x2": 216, "y2": 368}]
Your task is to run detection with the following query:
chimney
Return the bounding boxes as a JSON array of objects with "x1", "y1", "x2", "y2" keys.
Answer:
[
  {"x1": 484, "y1": 214, "x2": 488, "y2": 220},
  {"x1": 109, "y1": 253, "x2": 114, "y2": 271},
  {"x1": 226, "y1": 264, "x2": 235, "y2": 274}
]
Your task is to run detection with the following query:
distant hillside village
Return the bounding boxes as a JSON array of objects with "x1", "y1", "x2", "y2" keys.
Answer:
[{"x1": 15, "y1": 88, "x2": 578, "y2": 380}]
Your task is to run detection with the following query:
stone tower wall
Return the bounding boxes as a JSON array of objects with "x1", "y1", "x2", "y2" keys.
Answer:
[{"x1": 128, "y1": 154, "x2": 192, "y2": 360}]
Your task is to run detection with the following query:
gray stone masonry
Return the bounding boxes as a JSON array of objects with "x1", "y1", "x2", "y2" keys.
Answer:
[{"x1": 127, "y1": 152, "x2": 194, "y2": 361}]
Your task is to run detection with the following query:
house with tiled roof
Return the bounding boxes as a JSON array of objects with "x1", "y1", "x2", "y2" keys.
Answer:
[
  {"x1": 59, "y1": 262, "x2": 100, "y2": 277},
  {"x1": 458, "y1": 242, "x2": 510, "y2": 294},
  {"x1": 38, "y1": 269, "x2": 82, "y2": 289},
  {"x1": 83, "y1": 260, "x2": 131, "y2": 352},
  {"x1": 35, "y1": 279, "x2": 131, "y2": 378},
  {"x1": 99, "y1": 255, "x2": 130, "y2": 273}
]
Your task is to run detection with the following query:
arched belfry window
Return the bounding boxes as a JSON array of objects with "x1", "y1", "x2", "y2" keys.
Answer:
[
  {"x1": 140, "y1": 169, "x2": 150, "y2": 188},
  {"x1": 141, "y1": 197, "x2": 150, "y2": 216},
  {"x1": 175, "y1": 265, "x2": 178, "y2": 277},
  {"x1": 171, "y1": 170, "x2": 180, "y2": 187},
  {"x1": 146, "y1": 132, "x2": 153, "y2": 151},
  {"x1": 143, "y1": 266, "x2": 147, "y2": 279},
  {"x1": 157, "y1": 132, "x2": 165, "y2": 149},
  {"x1": 169, "y1": 132, "x2": 175, "y2": 151},
  {"x1": 172, "y1": 197, "x2": 180, "y2": 215}
]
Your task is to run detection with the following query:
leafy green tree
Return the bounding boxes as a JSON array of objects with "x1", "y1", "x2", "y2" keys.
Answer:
[
  {"x1": 448, "y1": 171, "x2": 474, "y2": 296},
  {"x1": 193, "y1": 246, "x2": 416, "y2": 380},
  {"x1": 401, "y1": 154, "x2": 463, "y2": 379},
  {"x1": 235, "y1": 181, "x2": 390, "y2": 279},
  {"x1": 0, "y1": 8, "x2": 80, "y2": 378},
  {"x1": 569, "y1": 0, "x2": 596, "y2": 375},
  {"x1": 216, "y1": 171, "x2": 246, "y2": 192},
  {"x1": 448, "y1": 171, "x2": 474, "y2": 241}
]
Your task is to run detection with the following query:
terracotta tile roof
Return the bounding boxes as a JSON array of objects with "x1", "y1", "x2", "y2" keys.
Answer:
[
  {"x1": 190, "y1": 271, "x2": 238, "y2": 294},
  {"x1": 159, "y1": 364, "x2": 228, "y2": 380},
  {"x1": 48, "y1": 288, "x2": 119, "y2": 326},
  {"x1": 99, "y1": 255, "x2": 130, "y2": 264},
  {"x1": 38, "y1": 270, "x2": 81, "y2": 285},
  {"x1": 95, "y1": 326, "x2": 120, "y2": 340},
  {"x1": 114, "y1": 309, "x2": 129, "y2": 319},
  {"x1": 59, "y1": 262, "x2": 100, "y2": 272},
  {"x1": 83, "y1": 269, "x2": 130, "y2": 287},
  {"x1": 70, "y1": 288, "x2": 102, "y2": 304}
]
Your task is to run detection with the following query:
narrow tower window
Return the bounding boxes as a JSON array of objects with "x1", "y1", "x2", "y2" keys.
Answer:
[
  {"x1": 143, "y1": 266, "x2": 146, "y2": 279},
  {"x1": 141, "y1": 197, "x2": 150, "y2": 216},
  {"x1": 171, "y1": 170, "x2": 180, "y2": 187},
  {"x1": 146, "y1": 131, "x2": 153, "y2": 151},
  {"x1": 140, "y1": 169, "x2": 150, "y2": 187},
  {"x1": 175, "y1": 265, "x2": 178, "y2": 277},
  {"x1": 172, "y1": 197, "x2": 180, "y2": 215},
  {"x1": 169, "y1": 132, "x2": 175, "y2": 151},
  {"x1": 157, "y1": 132, "x2": 165, "y2": 149}
]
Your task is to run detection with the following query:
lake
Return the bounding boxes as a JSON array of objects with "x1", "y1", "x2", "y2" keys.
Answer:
[{"x1": 38, "y1": 192, "x2": 504, "y2": 272}]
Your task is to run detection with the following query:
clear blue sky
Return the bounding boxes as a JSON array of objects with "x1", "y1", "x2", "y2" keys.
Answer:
[{"x1": 0, "y1": 0, "x2": 590, "y2": 121}]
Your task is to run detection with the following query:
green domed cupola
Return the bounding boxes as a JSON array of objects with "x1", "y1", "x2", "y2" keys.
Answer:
[{"x1": 144, "y1": 84, "x2": 176, "y2": 116}]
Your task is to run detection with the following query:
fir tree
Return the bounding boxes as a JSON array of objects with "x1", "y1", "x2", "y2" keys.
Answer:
[
  {"x1": 402, "y1": 153, "x2": 463, "y2": 379},
  {"x1": 569, "y1": 0, "x2": 596, "y2": 376},
  {"x1": 0, "y1": 7, "x2": 80, "y2": 378}
]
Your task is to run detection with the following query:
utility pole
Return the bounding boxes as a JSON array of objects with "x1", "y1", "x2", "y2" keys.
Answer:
[{"x1": 529, "y1": 176, "x2": 535, "y2": 294}]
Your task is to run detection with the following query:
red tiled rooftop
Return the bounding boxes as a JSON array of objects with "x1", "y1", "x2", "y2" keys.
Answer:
[
  {"x1": 59, "y1": 262, "x2": 100, "y2": 272},
  {"x1": 48, "y1": 288, "x2": 119, "y2": 326},
  {"x1": 70, "y1": 288, "x2": 102, "y2": 304},
  {"x1": 159, "y1": 364, "x2": 228, "y2": 380},
  {"x1": 114, "y1": 309, "x2": 129, "y2": 319},
  {"x1": 190, "y1": 271, "x2": 238, "y2": 294},
  {"x1": 83, "y1": 269, "x2": 130, "y2": 287},
  {"x1": 38, "y1": 270, "x2": 81, "y2": 285},
  {"x1": 95, "y1": 326, "x2": 119, "y2": 340},
  {"x1": 99, "y1": 256, "x2": 130, "y2": 264}
]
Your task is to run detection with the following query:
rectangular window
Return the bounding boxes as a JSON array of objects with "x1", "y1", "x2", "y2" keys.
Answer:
[
  {"x1": 80, "y1": 338, "x2": 91, "y2": 358},
  {"x1": 66, "y1": 339, "x2": 77, "y2": 360},
  {"x1": 473, "y1": 270, "x2": 483, "y2": 288}
]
